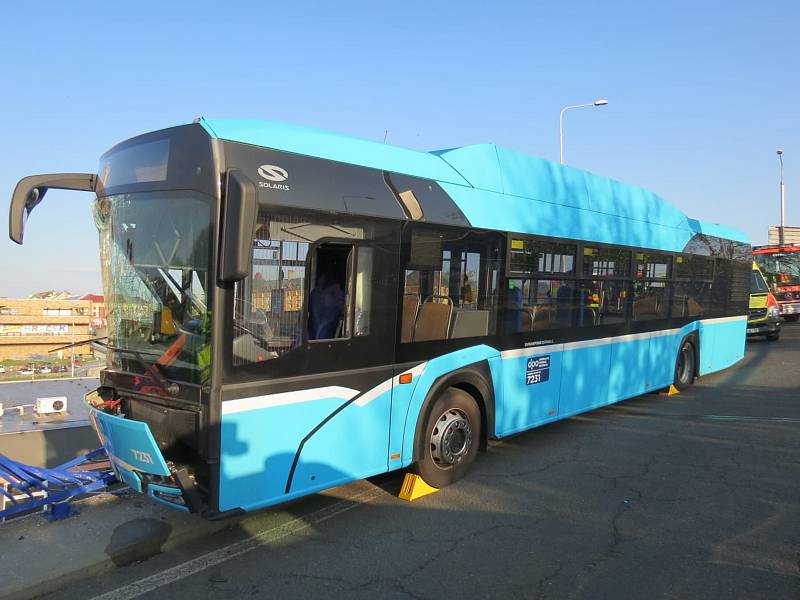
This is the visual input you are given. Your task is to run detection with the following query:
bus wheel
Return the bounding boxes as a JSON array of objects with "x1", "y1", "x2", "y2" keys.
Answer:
[
  {"x1": 414, "y1": 388, "x2": 481, "y2": 489},
  {"x1": 674, "y1": 340, "x2": 696, "y2": 391}
]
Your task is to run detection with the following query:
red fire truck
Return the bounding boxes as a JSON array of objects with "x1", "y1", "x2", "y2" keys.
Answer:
[{"x1": 753, "y1": 243, "x2": 800, "y2": 321}]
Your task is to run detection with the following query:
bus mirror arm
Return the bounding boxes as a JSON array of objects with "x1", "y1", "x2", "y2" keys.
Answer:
[
  {"x1": 218, "y1": 168, "x2": 257, "y2": 283},
  {"x1": 9, "y1": 173, "x2": 98, "y2": 244}
]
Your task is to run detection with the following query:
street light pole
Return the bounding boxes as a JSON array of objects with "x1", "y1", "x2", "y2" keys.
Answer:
[
  {"x1": 778, "y1": 149, "x2": 785, "y2": 245},
  {"x1": 71, "y1": 310, "x2": 75, "y2": 378},
  {"x1": 559, "y1": 99, "x2": 608, "y2": 164}
]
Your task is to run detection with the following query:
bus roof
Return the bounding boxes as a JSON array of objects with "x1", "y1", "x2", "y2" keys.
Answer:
[{"x1": 198, "y1": 117, "x2": 749, "y2": 247}]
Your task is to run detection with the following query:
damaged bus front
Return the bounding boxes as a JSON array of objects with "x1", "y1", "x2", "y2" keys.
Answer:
[{"x1": 8, "y1": 123, "x2": 255, "y2": 516}]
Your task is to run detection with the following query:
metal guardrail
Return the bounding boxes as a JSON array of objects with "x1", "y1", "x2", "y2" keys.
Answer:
[{"x1": 0, "y1": 448, "x2": 117, "y2": 522}]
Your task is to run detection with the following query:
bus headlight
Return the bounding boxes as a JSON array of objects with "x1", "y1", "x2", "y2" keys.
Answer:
[{"x1": 768, "y1": 305, "x2": 781, "y2": 318}]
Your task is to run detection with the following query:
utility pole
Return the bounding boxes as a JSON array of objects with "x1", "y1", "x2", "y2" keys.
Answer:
[
  {"x1": 778, "y1": 149, "x2": 785, "y2": 245},
  {"x1": 71, "y1": 309, "x2": 76, "y2": 378}
]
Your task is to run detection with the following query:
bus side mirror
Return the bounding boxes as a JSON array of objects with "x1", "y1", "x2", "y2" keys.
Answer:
[
  {"x1": 219, "y1": 169, "x2": 257, "y2": 283},
  {"x1": 9, "y1": 173, "x2": 97, "y2": 244}
]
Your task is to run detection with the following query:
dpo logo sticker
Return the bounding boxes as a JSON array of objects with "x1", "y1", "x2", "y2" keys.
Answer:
[{"x1": 526, "y1": 355, "x2": 550, "y2": 385}]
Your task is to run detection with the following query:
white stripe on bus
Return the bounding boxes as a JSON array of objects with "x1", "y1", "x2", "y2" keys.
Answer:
[
  {"x1": 221, "y1": 385, "x2": 359, "y2": 415},
  {"x1": 354, "y1": 362, "x2": 427, "y2": 407},
  {"x1": 500, "y1": 315, "x2": 743, "y2": 360}
]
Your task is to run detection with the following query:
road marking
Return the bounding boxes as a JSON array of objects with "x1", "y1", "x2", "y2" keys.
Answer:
[
  {"x1": 700, "y1": 415, "x2": 800, "y2": 423},
  {"x1": 88, "y1": 486, "x2": 385, "y2": 600}
]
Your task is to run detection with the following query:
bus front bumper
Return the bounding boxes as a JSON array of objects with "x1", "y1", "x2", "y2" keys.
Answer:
[{"x1": 87, "y1": 403, "x2": 200, "y2": 513}]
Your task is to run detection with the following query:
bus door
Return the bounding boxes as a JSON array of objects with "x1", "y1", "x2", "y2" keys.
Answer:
[{"x1": 219, "y1": 214, "x2": 400, "y2": 512}]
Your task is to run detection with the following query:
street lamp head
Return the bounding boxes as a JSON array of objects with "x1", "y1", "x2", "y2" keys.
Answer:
[
  {"x1": 777, "y1": 149, "x2": 783, "y2": 156},
  {"x1": 593, "y1": 99, "x2": 609, "y2": 106}
]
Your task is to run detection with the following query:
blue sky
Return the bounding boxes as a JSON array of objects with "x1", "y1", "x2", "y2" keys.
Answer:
[{"x1": 1, "y1": 0, "x2": 798, "y2": 297}]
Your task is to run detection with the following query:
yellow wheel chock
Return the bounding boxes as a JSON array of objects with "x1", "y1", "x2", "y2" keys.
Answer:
[
  {"x1": 659, "y1": 384, "x2": 681, "y2": 396},
  {"x1": 398, "y1": 473, "x2": 439, "y2": 501}
]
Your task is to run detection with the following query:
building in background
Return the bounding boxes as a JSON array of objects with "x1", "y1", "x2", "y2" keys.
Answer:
[
  {"x1": 768, "y1": 226, "x2": 800, "y2": 245},
  {"x1": 81, "y1": 294, "x2": 107, "y2": 335},
  {"x1": 0, "y1": 297, "x2": 95, "y2": 360}
]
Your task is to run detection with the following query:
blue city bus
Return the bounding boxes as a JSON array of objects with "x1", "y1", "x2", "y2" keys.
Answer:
[{"x1": 8, "y1": 119, "x2": 750, "y2": 517}]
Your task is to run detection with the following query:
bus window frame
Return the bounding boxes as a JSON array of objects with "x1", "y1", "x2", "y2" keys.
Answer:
[
  {"x1": 221, "y1": 207, "x2": 401, "y2": 383},
  {"x1": 304, "y1": 237, "x2": 358, "y2": 344}
]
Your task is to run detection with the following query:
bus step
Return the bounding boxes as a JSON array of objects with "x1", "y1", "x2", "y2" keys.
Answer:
[{"x1": 398, "y1": 473, "x2": 439, "y2": 502}]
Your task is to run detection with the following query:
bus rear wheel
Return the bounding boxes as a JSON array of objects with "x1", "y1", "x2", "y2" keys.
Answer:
[
  {"x1": 413, "y1": 387, "x2": 481, "y2": 489},
  {"x1": 673, "y1": 340, "x2": 696, "y2": 391}
]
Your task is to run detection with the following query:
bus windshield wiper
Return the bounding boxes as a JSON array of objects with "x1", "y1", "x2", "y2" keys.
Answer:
[
  {"x1": 99, "y1": 341, "x2": 180, "y2": 396},
  {"x1": 52, "y1": 335, "x2": 180, "y2": 396}
]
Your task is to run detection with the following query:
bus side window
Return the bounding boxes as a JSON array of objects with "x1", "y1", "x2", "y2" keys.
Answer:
[{"x1": 401, "y1": 226, "x2": 502, "y2": 342}]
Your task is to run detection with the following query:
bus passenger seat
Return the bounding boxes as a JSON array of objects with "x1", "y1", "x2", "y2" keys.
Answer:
[
  {"x1": 401, "y1": 293, "x2": 420, "y2": 343},
  {"x1": 633, "y1": 296, "x2": 659, "y2": 320},
  {"x1": 450, "y1": 309, "x2": 489, "y2": 339},
  {"x1": 687, "y1": 297, "x2": 703, "y2": 316},
  {"x1": 532, "y1": 305, "x2": 555, "y2": 330},
  {"x1": 413, "y1": 297, "x2": 453, "y2": 342}
]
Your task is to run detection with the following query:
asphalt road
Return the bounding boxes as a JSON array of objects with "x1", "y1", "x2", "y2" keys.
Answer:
[{"x1": 48, "y1": 327, "x2": 800, "y2": 600}]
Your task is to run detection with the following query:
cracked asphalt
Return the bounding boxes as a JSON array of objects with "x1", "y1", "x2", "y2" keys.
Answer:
[{"x1": 51, "y1": 326, "x2": 799, "y2": 600}]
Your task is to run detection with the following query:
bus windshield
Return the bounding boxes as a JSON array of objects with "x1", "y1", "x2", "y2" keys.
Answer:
[{"x1": 93, "y1": 191, "x2": 213, "y2": 386}]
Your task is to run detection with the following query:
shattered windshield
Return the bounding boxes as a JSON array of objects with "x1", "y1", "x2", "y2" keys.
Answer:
[{"x1": 94, "y1": 192, "x2": 213, "y2": 387}]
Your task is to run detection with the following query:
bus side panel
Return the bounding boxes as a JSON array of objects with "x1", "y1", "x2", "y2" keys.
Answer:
[
  {"x1": 607, "y1": 337, "x2": 651, "y2": 403},
  {"x1": 698, "y1": 323, "x2": 717, "y2": 375},
  {"x1": 397, "y1": 345, "x2": 500, "y2": 466},
  {"x1": 557, "y1": 344, "x2": 612, "y2": 416},
  {"x1": 701, "y1": 317, "x2": 747, "y2": 375},
  {"x1": 649, "y1": 333, "x2": 678, "y2": 390},
  {"x1": 219, "y1": 395, "x2": 348, "y2": 513},
  {"x1": 494, "y1": 348, "x2": 563, "y2": 437},
  {"x1": 291, "y1": 391, "x2": 393, "y2": 495}
]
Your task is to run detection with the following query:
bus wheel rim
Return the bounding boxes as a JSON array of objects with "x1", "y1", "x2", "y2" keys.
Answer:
[{"x1": 430, "y1": 408, "x2": 472, "y2": 467}]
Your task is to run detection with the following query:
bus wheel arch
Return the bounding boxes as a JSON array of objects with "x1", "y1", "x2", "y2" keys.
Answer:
[
  {"x1": 410, "y1": 363, "x2": 494, "y2": 486},
  {"x1": 674, "y1": 333, "x2": 699, "y2": 391}
]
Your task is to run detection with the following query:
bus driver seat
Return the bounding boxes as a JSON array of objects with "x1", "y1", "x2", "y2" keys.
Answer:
[{"x1": 308, "y1": 274, "x2": 345, "y2": 340}]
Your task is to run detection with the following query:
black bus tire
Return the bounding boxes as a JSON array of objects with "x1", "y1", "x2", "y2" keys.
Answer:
[
  {"x1": 766, "y1": 331, "x2": 780, "y2": 341},
  {"x1": 413, "y1": 387, "x2": 481, "y2": 489},
  {"x1": 673, "y1": 339, "x2": 696, "y2": 391}
]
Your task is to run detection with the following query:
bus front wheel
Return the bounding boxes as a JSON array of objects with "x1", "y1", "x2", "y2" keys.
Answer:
[
  {"x1": 413, "y1": 387, "x2": 481, "y2": 489},
  {"x1": 673, "y1": 339, "x2": 696, "y2": 391}
]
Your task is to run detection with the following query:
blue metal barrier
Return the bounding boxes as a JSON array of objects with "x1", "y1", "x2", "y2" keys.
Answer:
[{"x1": 0, "y1": 448, "x2": 117, "y2": 522}]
